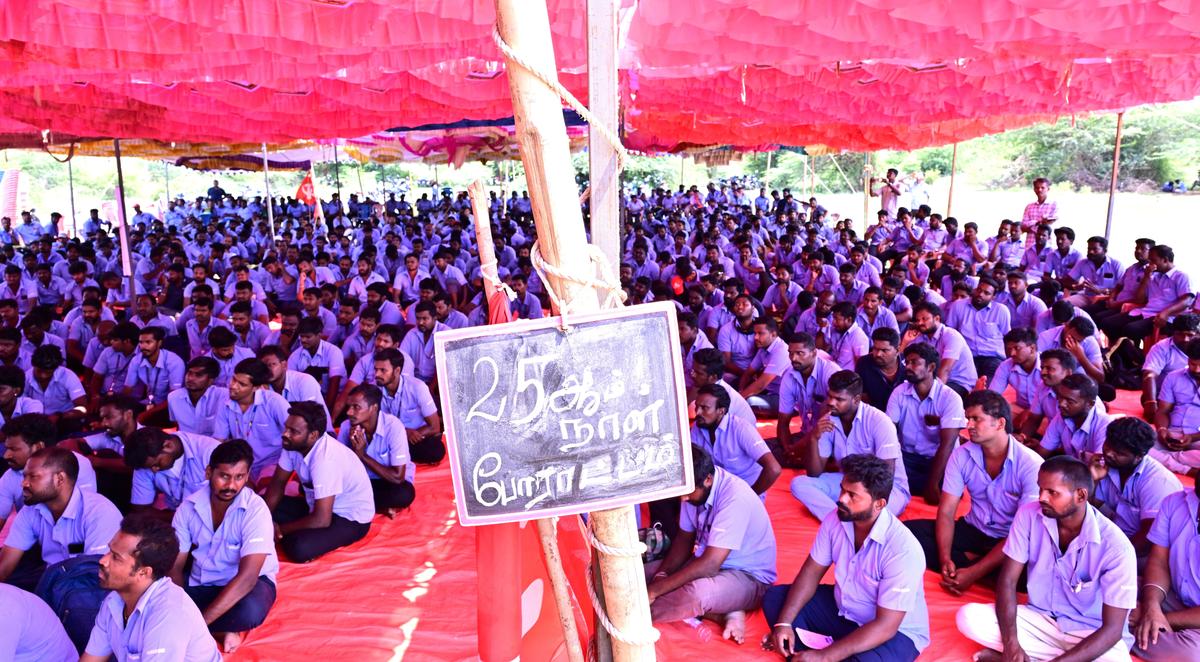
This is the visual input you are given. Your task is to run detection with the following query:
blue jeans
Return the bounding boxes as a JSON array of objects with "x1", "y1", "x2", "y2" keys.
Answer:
[
  {"x1": 186, "y1": 577, "x2": 277, "y2": 633},
  {"x1": 762, "y1": 584, "x2": 920, "y2": 662}
]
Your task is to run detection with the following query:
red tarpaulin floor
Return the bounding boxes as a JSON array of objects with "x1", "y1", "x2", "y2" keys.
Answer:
[{"x1": 220, "y1": 388, "x2": 1180, "y2": 661}]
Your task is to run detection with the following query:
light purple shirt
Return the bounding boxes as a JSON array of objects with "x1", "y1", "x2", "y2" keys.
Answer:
[
  {"x1": 85, "y1": 577, "x2": 221, "y2": 662},
  {"x1": 681, "y1": 333, "x2": 714, "y2": 389},
  {"x1": 942, "y1": 437, "x2": 1042, "y2": 538},
  {"x1": 1144, "y1": 338, "x2": 1188, "y2": 386},
  {"x1": 130, "y1": 432, "x2": 220, "y2": 509},
  {"x1": 1092, "y1": 455, "x2": 1181, "y2": 537},
  {"x1": 380, "y1": 374, "x2": 439, "y2": 430},
  {"x1": 1004, "y1": 502, "x2": 1138, "y2": 646},
  {"x1": 0, "y1": 584, "x2": 76, "y2": 662},
  {"x1": 690, "y1": 414, "x2": 771, "y2": 489},
  {"x1": 946, "y1": 299, "x2": 1011, "y2": 358},
  {"x1": 1040, "y1": 406, "x2": 1112, "y2": 459},
  {"x1": 816, "y1": 404, "x2": 909, "y2": 496},
  {"x1": 124, "y1": 349, "x2": 186, "y2": 404},
  {"x1": 748, "y1": 337, "x2": 789, "y2": 396},
  {"x1": 277, "y1": 433, "x2": 375, "y2": 524},
  {"x1": 777, "y1": 357, "x2": 839, "y2": 434},
  {"x1": 716, "y1": 320, "x2": 757, "y2": 371},
  {"x1": 832, "y1": 281, "x2": 869, "y2": 306},
  {"x1": 23, "y1": 366, "x2": 85, "y2": 414},
  {"x1": 399, "y1": 322, "x2": 448, "y2": 383},
  {"x1": 989, "y1": 358, "x2": 1040, "y2": 410},
  {"x1": 1036, "y1": 326, "x2": 1102, "y2": 373},
  {"x1": 1158, "y1": 368, "x2": 1200, "y2": 431},
  {"x1": 1147, "y1": 489, "x2": 1200, "y2": 608},
  {"x1": 1138, "y1": 268, "x2": 1192, "y2": 318},
  {"x1": 995, "y1": 291, "x2": 1047, "y2": 331},
  {"x1": 1046, "y1": 247, "x2": 1082, "y2": 279},
  {"x1": 679, "y1": 467, "x2": 777, "y2": 584},
  {"x1": 855, "y1": 306, "x2": 899, "y2": 335},
  {"x1": 167, "y1": 386, "x2": 229, "y2": 437},
  {"x1": 5, "y1": 486, "x2": 121, "y2": 565},
  {"x1": 337, "y1": 412, "x2": 414, "y2": 481},
  {"x1": 809, "y1": 508, "x2": 930, "y2": 651},
  {"x1": 1069, "y1": 256, "x2": 1123, "y2": 291},
  {"x1": 827, "y1": 323, "x2": 869, "y2": 371},
  {"x1": 289, "y1": 340, "x2": 347, "y2": 392},
  {"x1": 909, "y1": 324, "x2": 977, "y2": 390},
  {"x1": 213, "y1": 388, "x2": 291, "y2": 475},
  {"x1": 886, "y1": 379, "x2": 966, "y2": 457},
  {"x1": 173, "y1": 485, "x2": 279, "y2": 585}
]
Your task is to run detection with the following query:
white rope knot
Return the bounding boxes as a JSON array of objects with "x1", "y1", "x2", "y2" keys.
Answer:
[
  {"x1": 529, "y1": 241, "x2": 628, "y2": 331},
  {"x1": 581, "y1": 517, "x2": 661, "y2": 647},
  {"x1": 479, "y1": 256, "x2": 517, "y2": 301},
  {"x1": 492, "y1": 25, "x2": 629, "y2": 169}
]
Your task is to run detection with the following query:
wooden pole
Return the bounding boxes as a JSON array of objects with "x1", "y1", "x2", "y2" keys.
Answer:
[
  {"x1": 263, "y1": 143, "x2": 277, "y2": 241},
  {"x1": 1104, "y1": 112, "x2": 1124, "y2": 241},
  {"x1": 333, "y1": 145, "x2": 342, "y2": 201},
  {"x1": 495, "y1": 2, "x2": 655, "y2": 661},
  {"x1": 587, "y1": 0, "x2": 621, "y2": 269},
  {"x1": 537, "y1": 519, "x2": 587, "y2": 662},
  {"x1": 163, "y1": 160, "x2": 171, "y2": 205},
  {"x1": 67, "y1": 159, "x2": 77, "y2": 238},
  {"x1": 113, "y1": 139, "x2": 135, "y2": 307},
  {"x1": 946, "y1": 143, "x2": 959, "y2": 218},
  {"x1": 862, "y1": 153, "x2": 872, "y2": 235}
]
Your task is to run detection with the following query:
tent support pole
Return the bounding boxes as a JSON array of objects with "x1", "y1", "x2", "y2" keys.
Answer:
[
  {"x1": 947, "y1": 143, "x2": 959, "y2": 218},
  {"x1": 68, "y1": 159, "x2": 77, "y2": 238},
  {"x1": 333, "y1": 145, "x2": 342, "y2": 201},
  {"x1": 163, "y1": 160, "x2": 170, "y2": 206},
  {"x1": 588, "y1": 0, "x2": 621, "y2": 278},
  {"x1": 263, "y1": 143, "x2": 276, "y2": 241},
  {"x1": 494, "y1": 1, "x2": 655, "y2": 661},
  {"x1": 1104, "y1": 112, "x2": 1124, "y2": 241},
  {"x1": 113, "y1": 139, "x2": 135, "y2": 307},
  {"x1": 862, "y1": 153, "x2": 872, "y2": 235}
]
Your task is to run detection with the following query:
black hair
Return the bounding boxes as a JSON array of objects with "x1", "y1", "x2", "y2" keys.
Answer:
[
  {"x1": 123, "y1": 427, "x2": 170, "y2": 470},
  {"x1": 119, "y1": 514, "x2": 180, "y2": 580},
  {"x1": 1059, "y1": 373, "x2": 1098, "y2": 402},
  {"x1": 2, "y1": 413, "x2": 57, "y2": 448},
  {"x1": 902, "y1": 342, "x2": 940, "y2": 367},
  {"x1": 1004, "y1": 327, "x2": 1037, "y2": 346},
  {"x1": 288, "y1": 401, "x2": 327, "y2": 437},
  {"x1": 1104, "y1": 417, "x2": 1156, "y2": 458},
  {"x1": 827, "y1": 370, "x2": 863, "y2": 397},
  {"x1": 870, "y1": 327, "x2": 900, "y2": 348},
  {"x1": 1040, "y1": 455, "x2": 1094, "y2": 497},
  {"x1": 691, "y1": 444, "x2": 715, "y2": 483},
  {"x1": 696, "y1": 383, "x2": 731, "y2": 411},
  {"x1": 962, "y1": 390, "x2": 1013, "y2": 433},
  {"x1": 233, "y1": 358, "x2": 271, "y2": 386},
  {"x1": 841, "y1": 454, "x2": 894, "y2": 502}
]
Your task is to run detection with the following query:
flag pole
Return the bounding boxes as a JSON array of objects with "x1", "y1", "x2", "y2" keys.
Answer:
[
  {"x1": 1104, "y1": 112, "x2": 1124, "y2": 241},
  {"x1": 263, "y1": 143, "x2": 276, "y2": 240},
  {"x1": 113, "y1": 139, "x2": 135, "y2": 307}
]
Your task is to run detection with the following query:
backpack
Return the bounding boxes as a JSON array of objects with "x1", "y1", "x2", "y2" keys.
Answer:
[
  {"x1": 35, "y1": 554, "x2": 108, "y2": 652},
  {"x1": 1104, "y1": 337, "x2": 1144, "y2": 391}
]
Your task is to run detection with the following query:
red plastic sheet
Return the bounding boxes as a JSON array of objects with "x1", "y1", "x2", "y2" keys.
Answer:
[{"x1": 4, "y1": 1, "x2": 1200, "y2": 151}]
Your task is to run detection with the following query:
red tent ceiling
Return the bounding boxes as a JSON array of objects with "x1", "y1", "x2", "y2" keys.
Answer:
[{"x1": 3, "y1": 0, "x2": 1200, "y2": 152}]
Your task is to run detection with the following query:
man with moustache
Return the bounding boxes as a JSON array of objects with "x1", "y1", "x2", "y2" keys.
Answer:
[
  {"x1": 170, "y1": 440, "x2": 278, "y2": 654},
  {"x1": 887, "y1": 343, "x2": 966, "y2": 503},
  {"x1": 765, "y1": 454, "x2": 929, "y2": 662},
  {"x1": 645, "y1": 445, "x2": 776, "y2": 645},
  {"x1": 957, "y1": 456, "x2": 1138, "y2": 662},
  {"x1": 338, "y1": 385, "x2": 416, "y2": 517}
]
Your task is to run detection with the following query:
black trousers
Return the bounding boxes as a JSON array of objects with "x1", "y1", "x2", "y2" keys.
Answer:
[
  {"x1": 186, "y1": 577, "x2": 277, "y2": 633},
  {"x1": 974, "y1": 356, "x2": 1003, "y2": 384},
  {"x1": 371, "y1": 478, "x2": 415, "y2": 512},
  {"x1": 1098, "y1": 311, "x2": 1156, "y2": 343},
  {"x1": 905, "y1": 517, "x2": 1002, "y2": 572},
  {"x1": 411, "y1": 433, "x2": 445, "y2": 465},
  {"x1": 273, "y1": 496, "x2": 371, "y2": 563},
  {"x1": 901, "y1": 450, "x2": 937, "y2": 499}
]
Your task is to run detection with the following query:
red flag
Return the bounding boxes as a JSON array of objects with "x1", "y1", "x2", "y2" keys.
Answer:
[{"x1": 295, "y1": 169, "x2": 324, "y2": 221}]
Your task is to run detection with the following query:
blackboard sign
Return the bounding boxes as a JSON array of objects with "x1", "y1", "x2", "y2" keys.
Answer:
[{"x1": 435, "y1": 301, "x2": 693, "y2": 526}]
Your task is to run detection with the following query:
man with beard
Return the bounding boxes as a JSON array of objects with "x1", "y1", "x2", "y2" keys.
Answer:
[
  {"x1": 168, "y1": 357, "x2": 227, "y2": 437},
  {"x1": 690, "y1": 349, "x2": 756, "y2": 425},
  {"x1": 790, "y1": 290, "x2": 834, "y2": 345},
  {"x1": 400, "y1": 301, "x2": 448, "y2": 389},
  {"x1": 900, "y1": 301, "x2": 977, "y2": 397},
  {"x1": 679, "y1": 312, "x2": 713, "y2": 391},
  {"x1": 1037, "y1": 374, "x2": 1113, "y2": 460},
  {"x1": 717, "y1": 294, "x2": 758, "y2": 381},
  {"x1": 956, "y1": 456, "x2": 1137, "y2": 662},
  {"x1": 856, "y1": 286, "x2": 899, "y2": 335},
  {"x1": 170, "y1": 440, "x2": 278, "y2": 654},
  {"x1": 0, "y1": 365, "x2": 42, "y2": 429},
  {"x1": 265, "y1": 402, "x2": 374, "y2": 563},
  {"x1": 906, "y1": 391, "x2": 1042, "y2": 597},
  {"x1": 946, "y1": 277, "x2": 1011, "y2": 382},
  {"x1": 1087, "y1": 417, "x2": 1181, "y2": 558},
  {"x1": 1131, "y1": 465, "x2": 1200, "y2": 661},
  {"x1": 818, "y1": 301, "x2": 869, "y2": 371},
  {"x1": 0, "y1": 447, "x2": 121, "y2": 591},
  {"x1": 214, "y1": 359, "x2": 290, "y2": 480},
  {"x1": 0, "y1": 414, "x2": 97, "y2": 531},
  {"x1": 1090, "y1": 238, "x2": 1154, "y2": 324},
  {"x1": 1065, "y1": 236, "x2": 1124, "y2": 308},
  {"x1": 288, "y1": 317, "x2": 345, "y2": 409},
  {"x1": 791, "y1": 371, "x2": 911, "y2": 519},
  {"x1": 766, "y1": 454, "x2": 929, "y2": 662},
  {"x1": 887, "y1": 343, "x2": 966, "y2": 503},
  {"x1": 263, "y1": 305, "x2": 301, "y2": 354},
  {"x1": 1099, "y1": 244, "x2": 1192, "y2": 346},
  {"x1": 1141, "y1": 313, "x2": 1200, "y2": 421},
  {"x1": 338, "y1": 385, "x2": 416, "y2": 517},
  {"x1": 123, "y1": 326, "x2": 186, "y2": 423},
  {"x1": 83, "y1": 514, "x2": 220, "y2": 662},
  {"x1": 645, "y1": 445, "x2": 775, "y2": 645},
  {"x1": 691, "y1": 385, "x2": 780, "y2": 495},
  {"x1": 739, "y1": 316, "x2": 789, "y2": 412},
  {"x1": 123, "y1": 427, "x2": 221, "y2": 516},
  {"x1": 997, "y1": 270, "x2": 1048, "y2": 331}
]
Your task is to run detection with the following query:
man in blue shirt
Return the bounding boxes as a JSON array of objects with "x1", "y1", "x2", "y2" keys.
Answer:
[
  {"x1": 1133, "y1": 478, "x2": 1200, "y2": 661},
  {"x1": 170, "y1": 440, "x2": 278, "y2": 654},
  {"x1": 766, "y1": 454, "x2": 929, "y2": 661},
  {"x1": 0, "y1": 583, "x2": 76, "y2": 661},
  {"x1": 1087, "y1": 417, "x2": 1181, "y2": 558},
  {"x1": 887, "y1": 342, "x2": 966, "y2": 503},
  {"x1": 123, "y1": 427, "x2": 221, "y2": 515},
  {"x1": 338, "y1": 385, "x2": 416, "y2": 517},
  {"x1": 83, "y1": 514, "x2": 221, "y2": 662}
]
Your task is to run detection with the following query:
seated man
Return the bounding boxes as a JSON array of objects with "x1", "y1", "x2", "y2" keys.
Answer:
[
  {"x1": 957, "y1": 456, "x2": 1138, "y2": 662},
  {"x1": 817, "y1": 301, "x2": 869, "y2": 371},
  {"x1": 338, "y1": 385, "x2": 416, "y2": 517},
  {"x1": 373, "y1": 348, "x2": 445, "y2": 465},
  {"x1": 645, "y1": 445, "x2": 775, "y2": 644},
  {"x1": 766, "y1": 454, "x2": 929, "y2": 662},
  {"x1": 989, "y1": 327, "x2": 1041, "y2": 418},
  {"x1": 855, "y1": 327, "x2": 907, "y2": 408},
  {"x1": 24, "y1": 344, "x2": 87, "y2": 434},
  {"x1": 0, "y1": 583, "x2": 76, "y2": 661},
  {"x1": 691, "y1": 384, "x2": 780, "y2": 495},
  {"x1": 0, "y1": 364, "x2": 43, "y2": 427},
  {"x1": 1, "y1": 413, "x2": 98, "y2": 529},
  {"x1": 1036, "y1": 374, "x2": 1112, "y2": 459},
  {"x1": 738, "y1": 316, "x2": 789, "y2": 413},
  {"x1": 1087, "y1": 417, "x2": 1180, "y2": 558},
  {"x1": 167, "y1": 357, "x2": 228, "y2": 437},
  {"x1": 775, "y1": 333, "x2": 839, "y2": 466},
  {"x1": 124, "y1": 427, "x2": 222, "y2": 514},
  {"x1": 691, "y1": 348, "x2": 756, "y2": 424},
  {"x1": 171, "y1": 440, "x2": 278, "y2": 654},
  {"x1": 82, "y1": 515, "x2": 221, "y2": 662},
  {"x1": 214, "y1": 358, "x2": 291, "y2": 480},
  {"x1": 63, "y1": 394, "x2": 143, "y2": 509},
  {"x1": 1132, "y1": 477, "x2": 1200, "y2": 661},
  {"x1": 0, "y1": 447, "x2": 121, "y2": 591},
  {"x1": 265, "y1": 402, "x2": 374, "y2": 563},
  {"x1": 1151, "y1": 339, "x2": 1200, "y2": 473},
  {"x1": 900, "y1": 301, "x2": 977, "y2": 397},
  {"x1": 1141, "y1": 313, "x2": 1199, "y2": 421},
  {"x1": 944, "y1": 277, "x2": 1011, "y2": 382},
  {"x1": 792, "y1": 370, "x2": 911, "y2": 519},
  {"x1": 123, "y1": 326, "x2": 186, "y2": 423},
  {"x1": 906, "y1": 391, "x2": 1042, "y2": 596},
  {"x1": 887, "y1": 343, "x2": 965, "y2": 503},
  {"x1": 1037, "y1": 316, "x2": 1105, "y2": 384}
]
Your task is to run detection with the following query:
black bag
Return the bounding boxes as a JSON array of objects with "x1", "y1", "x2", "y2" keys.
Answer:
[{"x1": 1104, "y1": 337, "x2": 1144, "y2": 391}]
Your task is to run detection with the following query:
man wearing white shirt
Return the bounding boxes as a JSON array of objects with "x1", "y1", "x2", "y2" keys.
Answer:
[
  {"x1": 123, "y1": 427, "x2": 221, "y2": 514},
  {"x1": 168, "y1": 357, "x2": 228, "y2": 437},
  {"x1": 338, "y1": 385, "x2": 416, "y2": 517}
]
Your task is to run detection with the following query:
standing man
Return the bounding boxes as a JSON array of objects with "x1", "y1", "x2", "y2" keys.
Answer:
[
  {"x1": 870, "y1": 168, "x2": 905, "y2": 220},
  {"x1": 766, "y1": 454, "x2": 929, "y2": 662},
  {"x1": 791, "y1": 371, "x2": 911, "y2": 519},
  {"x1": 645, "y1": 445, "x2": 776, "y2": 644},
  {"x1": 887, "y1": 343, "x2": 966, "y2": 504},
  {"x1": 170, "y1": 440, "x2": 278, "y2": 654},
  {"x1": 956, "y1": 456, "x2": 1138, "y2": 662},
  {"x1": 1019, "y1": 177, "x2": 1057, "y2": 248},
  {"x1": 82, "y1": 515, "x2": 221, "y2": 662},
  {"x1": 265, "y1": 402, "x2": 375, "y2": 563},
  {"x1": 906, "y1": 391, "x2": 1042, "y2": 597}
]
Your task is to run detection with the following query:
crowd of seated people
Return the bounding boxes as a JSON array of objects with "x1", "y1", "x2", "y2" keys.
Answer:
[{"x1": 3, "y1": 174, "x2": 1200, "y2": 662}]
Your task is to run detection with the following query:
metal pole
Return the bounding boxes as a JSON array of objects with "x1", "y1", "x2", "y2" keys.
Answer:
[
  {"x1": 587, "y1": 0, "x2": 621, "y2": 274},
  {"x1": 263, "y1": 142, "x2": 276, "y2": 240},
  {"x1": 163, "y1": 160, "x2": 171, "y2": 203},
  {"x1": 333, "y1": 145, "x2": 342, "y2": 201},
  {"x1": 1104, "y1": 112, "x2": 1125, "y2": 241},
  {"x1": 67, "y1": 159, "x2": 77, "y2": 238},
  {"x1": 947, "y1": 143, "x2": 959, "y2": 218},
  {"x1": 113, "y1": 139, "x2": 135, "y2": 307}
]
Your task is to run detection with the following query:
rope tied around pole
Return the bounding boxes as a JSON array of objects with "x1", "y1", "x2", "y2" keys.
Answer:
[
  {"x1": 492, "y1": 25, "x2": 630, "y2": 170},
  {"x1": 581, "y1": 518, "x2": 661, "y2": 647},
  {"x1": 529, "y1": 241, "x2": 627, "y2": 332},
  {"x1": 478, "y1": 256, "x2": 518, "y2": 302}
]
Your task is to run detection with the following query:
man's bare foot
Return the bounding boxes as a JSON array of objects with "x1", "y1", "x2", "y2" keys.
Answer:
[
  {"x1": 385, "y1": 507, "x2": 400, "y2": 519},
  {"x1": 972, "y1": 650, "x2": 1002, "y2": 662},
  {"x1": 722, "y1": 610, "x2": 747, "y2": 644},
  {"x1": 216, "y1": 631, "x2": 243, "y2": 654}
]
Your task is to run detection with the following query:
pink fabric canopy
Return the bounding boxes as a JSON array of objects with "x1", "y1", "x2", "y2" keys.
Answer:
[{"x1": 3, "y1": 0, "x2": 1200, "y2": 151}]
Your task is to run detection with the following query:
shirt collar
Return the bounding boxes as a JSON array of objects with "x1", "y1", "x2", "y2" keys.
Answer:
[
  {"x1": 1039, "y1": 503, "x2": 1103, "y2": 550},
  {"x1": 839, "y1": 505, "x2": 897, "y2": 546}
]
